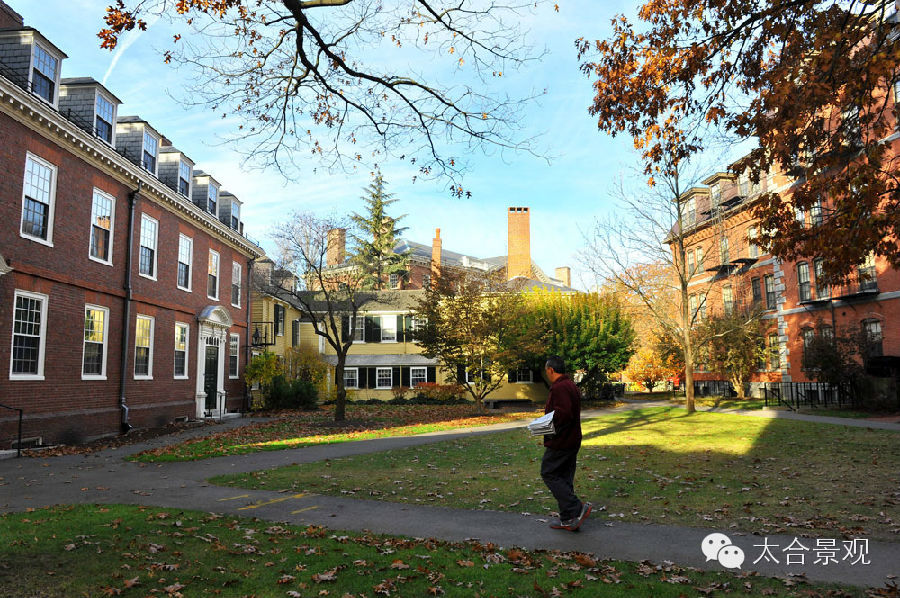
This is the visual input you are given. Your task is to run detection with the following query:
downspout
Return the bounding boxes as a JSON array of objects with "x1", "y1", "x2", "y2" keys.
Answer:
[
  {"x1": 244, "y1": 256, "x2": 256, "y2": 413},
  {"x1": 118, "y1": 182, "x2": 141, "y2": 434}
]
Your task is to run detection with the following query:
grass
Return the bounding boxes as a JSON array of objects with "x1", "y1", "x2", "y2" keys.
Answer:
[
  {"x1": 214, "y1": 407, "x2": 900, "y2": 540},
  {"x1": 0, "y1": 504, "x2": 866, "y2": 598},
  {"x1": 130, "y1": 404, "x2": 542, "y2": 462}
]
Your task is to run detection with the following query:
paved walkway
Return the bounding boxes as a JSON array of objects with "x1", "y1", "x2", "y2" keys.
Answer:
[{"x1": 1, "y1": 403, "x2": 898, "y2": 589}]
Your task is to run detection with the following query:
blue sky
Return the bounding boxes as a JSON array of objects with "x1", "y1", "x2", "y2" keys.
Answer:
[{"x1": 11, "y1": 0, "x2": 644, "y2": 289}]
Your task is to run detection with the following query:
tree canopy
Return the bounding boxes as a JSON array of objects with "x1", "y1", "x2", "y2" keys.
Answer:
[
  {"x1": 99, "y1": 0, "x2": 551, "y2": 194},
  {"x1": 578, "y1": 0, "x2": 900, "y2": 279},
  {"x1": 413, "y1": 269, "x2": 543, "y2": 406},
  {"x1": 519, "y1": 289, "x2": 636, "y2": 392},
  {"x1": 349, "y1": 172, "x2": 410, "y2": 290}
]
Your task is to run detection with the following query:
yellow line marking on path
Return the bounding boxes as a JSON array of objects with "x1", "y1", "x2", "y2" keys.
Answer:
[
  {"x1": 237, "y1": 493, "x2": 307, "y2": 511},
  {"x1": 291, "y1": 506, "x2": 319, "y2": 514},
  {"x1": 217, "y1": 494, "x2": 249, "y2": 501}
]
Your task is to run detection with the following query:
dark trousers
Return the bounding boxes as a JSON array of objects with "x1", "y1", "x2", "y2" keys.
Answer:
[{"x1": 541, "y1": 446, "x2": 582, "y2": 520}]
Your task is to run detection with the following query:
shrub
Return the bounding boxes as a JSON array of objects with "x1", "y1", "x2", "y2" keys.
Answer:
[
  {"x1": 266, "y1": 375, "x2": 318, "y2": 410},
  {"x1": 391, "y1": 386, "x2": 411, "y2": 400}
]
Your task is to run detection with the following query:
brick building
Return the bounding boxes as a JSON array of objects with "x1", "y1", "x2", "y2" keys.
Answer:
[
  {"x1": 675, "y1": 162, "x2": 899, "y2": 396},
  {"x1": 323, "y1": 206, "x2": 575, "y2": 291},
  {"x1": 0, "y1": 2, "x2": 264, "y2": 447}
]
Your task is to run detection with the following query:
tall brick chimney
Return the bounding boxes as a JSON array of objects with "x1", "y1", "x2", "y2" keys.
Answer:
[
  {"x1": 431, "y1": 228, "x2": 442, "y2": 278},
  {"x1": 555, "y1": 267, "x2": 571, "y2": 288},
  {"x1": 507, "y1": 207, "x2": 531, "y2": 280},
  {"x1": 326, "y1": 228, "x2": 346, "y2": 266},
  {"x1": 0, "y1": 1, "x2": 24, "y2": 27}
]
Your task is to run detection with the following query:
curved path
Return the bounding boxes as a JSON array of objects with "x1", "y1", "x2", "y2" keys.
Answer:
[{"x1": 1, "y1": 403, "x2": 898, "y2": 589}]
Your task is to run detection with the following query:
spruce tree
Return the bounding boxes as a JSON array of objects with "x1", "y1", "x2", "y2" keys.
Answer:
[{"x1": 349, "y1": 173, "x2": 410, "y2": 290}]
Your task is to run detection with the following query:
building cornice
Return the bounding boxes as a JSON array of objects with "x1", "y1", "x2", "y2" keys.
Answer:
[{"x1": 0, "y1": 76, "x2": 264, "y2": 259}]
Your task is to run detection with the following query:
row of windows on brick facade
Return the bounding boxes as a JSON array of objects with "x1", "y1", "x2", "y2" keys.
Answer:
[
  {"x1": 19, "y1": 152, "x2": 243, "y2": 306},
  {"x1": 10, "y1": 289, "x2": 241, "y2": 381},
  {"x1": 689, "y1": 253, "x2": 878, "y2": 320}
]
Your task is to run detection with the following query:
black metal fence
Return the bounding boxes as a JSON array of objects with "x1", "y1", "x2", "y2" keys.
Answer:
[
  {"x1": 760, "y1": 381, "x2": 857, "y2": 410},
  {"x1": 694, "y1": 380, "x2": 736, "y2": 398},
  {"x1": 1, "y1": 402, "x2": 24, "y2": 457}
]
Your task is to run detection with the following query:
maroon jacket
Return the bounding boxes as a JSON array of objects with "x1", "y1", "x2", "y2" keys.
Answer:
[{"x1": 543, "y1": 374, "x2": 582, "y2": 450}]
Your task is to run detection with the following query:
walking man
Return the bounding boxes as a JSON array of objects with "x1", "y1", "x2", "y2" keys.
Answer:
[{"x1": 541, "y1": 356, "x2": 591, "y2": 531}]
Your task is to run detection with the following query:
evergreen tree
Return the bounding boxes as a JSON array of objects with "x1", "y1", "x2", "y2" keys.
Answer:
[{"x1": 349, "y1": 173, "x2": 410, "y2": 290}]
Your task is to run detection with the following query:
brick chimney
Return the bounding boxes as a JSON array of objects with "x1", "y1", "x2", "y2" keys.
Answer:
[
  {"x1": 431, "y1": 228, "x2": 442, "y2": 278},
  {"x1": 326, "y1": 228, "x2": 346, "y2": 266},
  {"x1": 0, "y1": 1, "x2": 24, "y2": 27},
  {"x1": 507, "y1": 207, "x2": 531, "y2": 280},
  {"x1": 555, "y1": 267, "x2": 571, "y2": 288}
]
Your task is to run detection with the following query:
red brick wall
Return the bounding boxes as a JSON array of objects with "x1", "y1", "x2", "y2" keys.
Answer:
[{"x1": 0, "y1": 111, "x2": 252, "y2": 446}]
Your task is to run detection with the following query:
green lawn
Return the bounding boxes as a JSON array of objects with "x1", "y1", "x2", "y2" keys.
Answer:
[
  {"x1": 214, "y1": 407, "x2": 900, "y2": 540},
  {"x1": 129, "y1": 404, "x2": 542, "y2": 462},
  {"x1": 0, "y1": 504, "x2": 864, "y2": 598}
]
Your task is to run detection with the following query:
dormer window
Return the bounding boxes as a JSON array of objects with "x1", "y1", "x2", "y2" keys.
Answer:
[
  {"x1": 31, "y1": 43, "x2": 58, "y2": 104},
  {"x1": 207, "y1": 184, "x2": 218, "y2": 215},
  {"x1": 231, "y1": 201, "x2": 240, "y2": 229},
  {"x1": 95, "y1": 94, "x2": 115, "y2": 143},
  {"x1": 710, "y1": 183, "x2": 721, "y2": 207},
  {"x1": 178, "y1": 161, "x2": 191, "y2": 197},
  {"x1": 683, "y1": 197, "x2": 696, "y2": 226},
  {"x1": 142, "y1": 131, "x2": 158, "y2": 174}
]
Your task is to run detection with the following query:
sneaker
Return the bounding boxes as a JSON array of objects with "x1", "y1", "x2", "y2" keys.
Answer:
[
  {"x1": 571, "y1": 502, "x2": 592, "y2": 531},
  {"x1": 549, "y1": 517, "x2": 578, "y2": 531}
]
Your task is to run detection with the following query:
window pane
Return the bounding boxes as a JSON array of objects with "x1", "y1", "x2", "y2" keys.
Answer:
[
  {"x1": 174, "y1": 323, "x2": 188, "y2": 377},
  {"x1": 83, "y1": 307, "x2": 105, "y2": 375},
  {"x1": 95, "y1": 94, "x2": 114, "y2": 142},
  {"x1": 139, "y1": 216, "x2": 157, "y2": 276},
  {"x1": 229, "y1": 334, "x2": 239, "y2": 377},
  {"x1": 90, "y1": 190, "x2": 113, "y2": 261},
  {"x1": 135, "y1": 317, "x2": 152, "y2": 376},
  {"x1": 22, "y1": 156, "x2": 54, "y2": 240},
  {"x1": 12, "y1": 295, "x2": 43, "y2": 374},
  {"x1": 142, "y1": 132, "x2": 158, "y2": 172},
  {"x1": 344, "y1": 369, "x2": 358, "y2": 388},
  {"x1": 377, "y1": 368, "x2": 392, "y2": 388},
  {"x1": 31, "y1": 45, "x2": 57, "y2": 102},
  {"x1": 381, "y1": 316, "x2": 397, "y2": 341},
  {"x1": 410, "y1": 367, "x2": 427, "y2": 386}
]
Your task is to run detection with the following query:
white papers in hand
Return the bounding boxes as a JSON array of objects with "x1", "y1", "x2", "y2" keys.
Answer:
[{"x1": 527, "y1": 411, "x2": 555, "y2": 436}]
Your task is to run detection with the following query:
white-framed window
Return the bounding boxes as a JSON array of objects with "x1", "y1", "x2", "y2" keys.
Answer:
[
  {"x1": 174, "y1": 322, "x2": 189, "y2": 379},
  {"x1": 10, "y1": 290, "x2": 49, "y2": 380},
  {"x1": 719, "y1": 235, "x2": 729, "y2": 264},
  {"x1": 89, "y1": 188, "x2": 115, "y2": 264},
  {"x1": 94, "y1": 93, "x2": 115, "y2": 144},
  {"x1": 376, "y1": 367, "x2": 393, "y2": 389},
  {"x1": 178, "y1": 160, "x2": 192, "y2": 197},
  {"x1": 353, "y1": 316, "x2": 365, "y2": 342},
  {"x1": 410, "y1": 366, "x2": 427, "y2": 387},
  {"x1": 863, "y1": 319, "x2": 883, "y2": 357},
  {"x1": 134, "y1": 315, "x2": 154, "y2": 379},
  {"x1": 207, "y1": 250, "x2": 220, "y2": 300},
  {"x1": 82, "y1": 304, "x2": 109, "y2": 379},
  {"x1": 747, "y1": 226, "x2": 759, "y2": 258},
  {"x1": 230, "y1": 200, "x2": 240, "y2": 229},
  {"x1": 20, "y1": 153, "x2": 57, "y2": 245},
  {"x1": 797, "y1": 262, "x2": 811, "y2": 302},
  {"x1": 344, "y1": 367, "x2": 359, "y2": 389},
  {"x1": 814, "y1": 258, "x2": 830, "y2": 299},
  {"x1": 722, "y1": 284, "x2": 734, "y2": 315},
  {"x1": 380, "y1": 315, "x2": 397, "y2": 342},
  {"x1": 138, "y1": 214, "x2": 158, "y2": 279},
  {"x1": 710, "y1": 183, "x2": 721, "y2": 207},
  {"x1": 684, "y1": 196, "x2": 696, "y2": 226},
  {"x1": 894, "y1": 79, "x2": 900, "y2": 104},
  {"x1": 229, "y1": 333, "x2": 240, "y2": 379},
  {"x1": 695, "y1": 247, "x2": 704, "y2": 270},
  {"x1": 177, "y1": 234, "x2": 192, "y2": 291},
  {"x1": 858, "y1": 252, "x2": 877, "y2": 292},
  {"x1": 514, "y1": 367, "x2": 533, "y2": 383},
  {"x1": 30, "y1": 43, "x2": 59, "y2": 105},
  {"x1": 389, "y1": 273, "x2": 400, "y2": 289},
  {"x1": 686, "y1": 249, "x2": 695, "y2": 276},
  {"x1": 231, "y1": 261, "x2": 241, "y2": 307},
  {"x1": 142, "y1": 130, "x2": 159, "y2": 175},
  {"x1": 207, "y1": 184, "x2": 218, "y2": 215}
]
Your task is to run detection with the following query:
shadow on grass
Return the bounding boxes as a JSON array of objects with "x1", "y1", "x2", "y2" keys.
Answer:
[{"x1": 582, "y1": 405, "x2": 691, "y2": 442}]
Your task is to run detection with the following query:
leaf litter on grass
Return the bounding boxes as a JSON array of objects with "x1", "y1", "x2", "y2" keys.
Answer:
[{"x1": 0, "y1": 505, "x2": 874, "y2": 598}]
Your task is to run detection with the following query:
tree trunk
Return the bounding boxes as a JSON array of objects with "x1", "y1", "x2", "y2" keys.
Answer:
[
  {"x1": 333, "y1": 357, "x2": 347, "y2": 421},
  {"x1": 732, "y1": 373, "x2": 747, "y2": 399}
]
